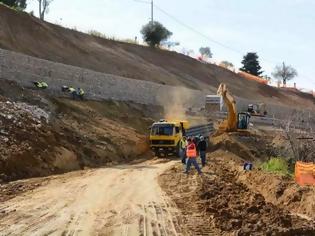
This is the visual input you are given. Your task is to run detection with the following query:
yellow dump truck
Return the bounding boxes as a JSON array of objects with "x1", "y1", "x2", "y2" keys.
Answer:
[
  {"x1": 149, "y1": 119, "x2": 214, "y2": 157},
  {"x1": 149, "y1": 119, "x2": 189, "y2": 157}
]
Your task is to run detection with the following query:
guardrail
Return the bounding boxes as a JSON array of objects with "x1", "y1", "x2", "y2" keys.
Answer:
[
  {"x1": 210, "y1": 112, "x2": 314, "y2": 131},
  {"x1": 210, "y1": 112, "x2": 275, "y2": 126}
]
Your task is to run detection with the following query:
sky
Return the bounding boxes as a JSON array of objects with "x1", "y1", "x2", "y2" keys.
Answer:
[{"x1": 26, "y1": 0, "x2": 315, "y2": 91}]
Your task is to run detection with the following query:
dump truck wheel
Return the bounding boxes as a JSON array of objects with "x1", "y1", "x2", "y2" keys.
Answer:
[{"x1": 157, "y1": 152, "x2": 164, "y2": 158}]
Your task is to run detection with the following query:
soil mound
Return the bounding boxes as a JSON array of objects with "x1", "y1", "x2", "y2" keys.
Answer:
[
  {"x1": 211, "y1": 132, "x2": 315, "y2": 219},
  {"x1": 159, "y1": 131, "x2": 315, "y2": 234},
  {"x1": 210, "y1": 132, "x2": 274, "y2": 162},
  {"x1": 237, "y1": 168, "x2": 315, "y2": 220},
  {"x1": 159, "y1": 154, "x2": 315, "y2": 235}
]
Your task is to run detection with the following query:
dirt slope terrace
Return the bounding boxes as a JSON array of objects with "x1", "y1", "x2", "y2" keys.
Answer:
[
  {"x1": 0, "y1": 4, "x2": 314, "y2": 109},
  {"x1": 0, "y1": 80, "x2": 160, "y2": 182}
]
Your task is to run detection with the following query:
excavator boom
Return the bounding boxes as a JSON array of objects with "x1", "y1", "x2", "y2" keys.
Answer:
[{"x1": 217, "y1": 83, "x2": 238, "y2": 132}]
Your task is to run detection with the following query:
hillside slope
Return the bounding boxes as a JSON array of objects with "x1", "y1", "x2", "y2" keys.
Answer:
[{"x1": 0, "y1": 5, "x2": 314, "y2": 109}]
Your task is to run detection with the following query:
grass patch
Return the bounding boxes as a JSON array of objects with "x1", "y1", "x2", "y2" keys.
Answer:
[
  {"x1": 260, "y1": 157, "x2": 292, "y2": 176},
  {"x1": 87, "y1": 30, "x2": 107, "y2": 39}
]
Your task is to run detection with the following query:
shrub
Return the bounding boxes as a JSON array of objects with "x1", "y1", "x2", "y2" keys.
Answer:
[
  {"x1": 88, "y1": 30, "x2": 106, "y2": 39},
  {"x1": 260, "y1": 157, "x2": 291, "y2": 176}
]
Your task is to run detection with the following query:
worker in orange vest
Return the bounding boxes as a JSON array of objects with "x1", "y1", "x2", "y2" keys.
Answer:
[{"x1": 184, "y1": 138, "x2": 202, "y2": 175}]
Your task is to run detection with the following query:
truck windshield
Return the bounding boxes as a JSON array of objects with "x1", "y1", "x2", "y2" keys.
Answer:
[{"x1": 151, "y1": 124, "x2": 174, "y2": 136}]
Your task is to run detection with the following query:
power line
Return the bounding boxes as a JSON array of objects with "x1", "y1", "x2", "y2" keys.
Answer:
[
  {"x1": 154, "y1": 4, "x2": 245, "y2": 56},
  {"x1": 133, "y1": 1, "x2": 313, "y2": 84},
  {"x1": 151, "y1": 0, "x2": 153, "y2": 23},
  {"x1": 133, "y1": 0, "x2": 154, "y2": 23},
  {"x1": 154, "y1": 3, "x2": 290, "y2": 68},
  {"x1": 133, "y1": 0, "x2": 251, "y2": 57}
]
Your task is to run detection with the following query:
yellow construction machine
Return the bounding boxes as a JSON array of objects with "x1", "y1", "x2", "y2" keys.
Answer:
[
  {"x1": 149, "y1": 119, "x2": 213, "y2": 157},
  {"x1": 247, "y1": 103, "x2": 267, "y2": 117},
  {"x1": 149, "y1": 120, "x2": 189, "y2": 157},
  {"x1": 216, "y1": 83, "x2": 250, "y2": 132}
]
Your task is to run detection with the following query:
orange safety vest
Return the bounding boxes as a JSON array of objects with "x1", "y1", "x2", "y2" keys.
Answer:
[{"x1": 186, "y1": 143, "x2": 197, "y2": 158}]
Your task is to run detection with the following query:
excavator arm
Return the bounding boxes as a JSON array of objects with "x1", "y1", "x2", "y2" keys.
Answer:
[{"x1": 217, "y1": 83, "x2": 238, "y2": 132}]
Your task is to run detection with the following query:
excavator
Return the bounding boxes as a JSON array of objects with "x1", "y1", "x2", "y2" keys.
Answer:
[
  {"x1": 216, "y1": 83, "x2": 250, "y2": 132},
  {"x1": 247, "y1": 103, "x2": 267, "y2": 117}
]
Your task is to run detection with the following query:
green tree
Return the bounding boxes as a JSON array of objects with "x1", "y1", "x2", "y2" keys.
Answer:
[
  {"x1": 240, "y1": 52, "x2": 263, "y2": 76},
  {"x1": 272, "y1": 62, "x2": 298, "y2": 86},
  {"x1": 141, "y1": 21, "x2": 172, "y2": 47},
  {"x1": 0, "y1": 0, "x2": 27, "y2": 9},
  {"x1": 199, "y1": 47, "x2": 213, "y2": 58}
]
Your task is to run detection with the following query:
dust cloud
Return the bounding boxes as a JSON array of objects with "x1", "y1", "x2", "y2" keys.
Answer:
[
  {"x1": 156, "y1": 87, "x2": 193, "y2": 121},
  {"x1": 155, "y1": 86, "x2": 210, "y2": 126}
]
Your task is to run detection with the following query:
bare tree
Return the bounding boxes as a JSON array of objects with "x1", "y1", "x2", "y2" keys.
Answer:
[
  {"x1": 280, "y1": 111, "x2": 315, "y2": 164},
  {"x1": 37, "y1": 0, "x2": 53, "y2": 20},
  {"x1": 272, "y1": 62, "x2": 298, "y2": 86},
  {"x1": 220, "y1": 61, "x2": 234, "y2": 69}
]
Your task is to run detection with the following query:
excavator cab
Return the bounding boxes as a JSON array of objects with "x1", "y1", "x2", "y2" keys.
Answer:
[
  {"x1": 216, "y1": 83, "x2": 251, "y2": 133},
  {"x1": 237, "y1": 112, "x2": 250, "y2": 129}
]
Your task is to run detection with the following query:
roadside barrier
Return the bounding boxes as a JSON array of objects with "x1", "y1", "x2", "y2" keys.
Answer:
[
  {"x1": 295, "y1": 161, "x2": 315, "y2": 186},
  {"x1": 238, "y1": 71, "x2": 268, "y2": 85}
]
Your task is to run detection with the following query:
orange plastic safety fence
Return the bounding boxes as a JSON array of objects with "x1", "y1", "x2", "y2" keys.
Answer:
[
  {"x1": 238, "y1": 71, "x2": 268, "y2": 85},
  {"x1": 295, "y1": 161, "x2": 315, "y2": 186}
]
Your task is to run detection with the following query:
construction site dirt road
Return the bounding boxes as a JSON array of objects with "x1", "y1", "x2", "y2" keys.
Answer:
[
  {"x1": 1, "y1": 5, "x2": 315, "y2": 235},
  {"x1": 0, "y1": 159, "x2": 182, "y2": 236},
  {"x1": 1, "y1": 78, "x2": 315, "y2": 236},
  {"x1": 1, "y1": 153, "x2": 315, "y2": 236}
]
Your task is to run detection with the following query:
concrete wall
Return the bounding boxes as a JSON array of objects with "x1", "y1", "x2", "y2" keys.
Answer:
[{"x1": 0, "y1": 48, "x2": 205, "y2": 108}]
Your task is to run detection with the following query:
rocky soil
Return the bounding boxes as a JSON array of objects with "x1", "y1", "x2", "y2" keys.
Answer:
[{"x1": 0, "y1": 80, "x2": 159, "y2": 182}]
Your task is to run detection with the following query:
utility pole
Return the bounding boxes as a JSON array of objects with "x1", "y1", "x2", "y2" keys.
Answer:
[
  {"x1": 151, "y1": 0, "x2": 154, "y2": 24},
  {"x1": 134, "y1": 0, "x2": 154, "y2": 23}
]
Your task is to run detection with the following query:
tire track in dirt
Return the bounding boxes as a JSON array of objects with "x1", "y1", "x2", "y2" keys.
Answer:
[{"x1": 0, "y1": 160, "x2": 180, "y2": 236}]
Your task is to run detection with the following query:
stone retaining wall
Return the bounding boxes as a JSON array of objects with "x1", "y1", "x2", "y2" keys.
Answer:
[
  {"x1": 0, "y1": 48, "x2": 314, "y2": 123},
  {"x1": 0, "y1": 48, "x2": 205, "y2": 108}
]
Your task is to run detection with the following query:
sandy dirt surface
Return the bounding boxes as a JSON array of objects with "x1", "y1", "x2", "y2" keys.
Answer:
[
  {"x1": 159, "y1": 151, "x2": 315, "y2": 235},
  {"x1": 0, "y1": 159, "x2": 182, "y2": 236}
]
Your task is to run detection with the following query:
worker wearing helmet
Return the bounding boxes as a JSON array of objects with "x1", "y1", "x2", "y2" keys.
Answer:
[
  {"x1": 41, "y1": 82, "x2": 48, "y2": 89},
  {"x1": 184, "y1": 138, "x2": 202, "y2": 175},
  {"x1": 197, "y1": 136, "x2": 207, "y2": 167},
  {"x1": 179, "y1": 136, "x2": 187, "y2": 164},
  {"x1": 68, "y1": 87, "x2": 76, "y2": 99},
  {"x1": 33, "y1": 81, "x2": 48, "y2": 89},
  {"x1": 77, "y1": 88, "x2": 85, "y2": 100}
]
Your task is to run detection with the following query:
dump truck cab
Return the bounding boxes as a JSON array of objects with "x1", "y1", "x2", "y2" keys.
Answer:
[{"x1": 149, "y1": 119, "x2": 189, "y2": 157}]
